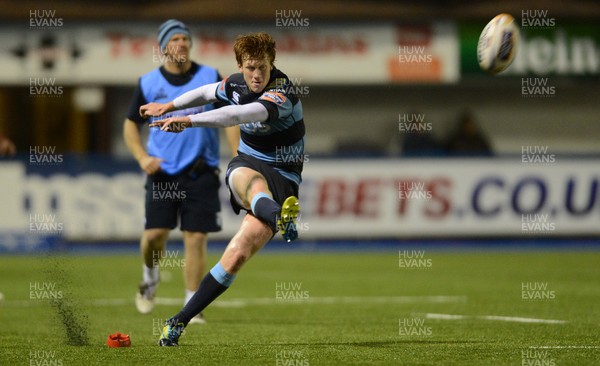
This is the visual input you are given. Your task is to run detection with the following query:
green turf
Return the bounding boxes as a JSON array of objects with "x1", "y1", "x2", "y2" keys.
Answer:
[{"x1": 1, "y1": 250, "x2": 599, "y2": 365}]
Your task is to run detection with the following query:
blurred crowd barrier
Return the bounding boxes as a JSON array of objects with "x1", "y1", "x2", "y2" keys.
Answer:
[
  {"x1": 1, "y1": 155, "x2": 598, "y2": 251},
  {"x1": 1, "y1": 21, "x2": 598, "y2": 85}
]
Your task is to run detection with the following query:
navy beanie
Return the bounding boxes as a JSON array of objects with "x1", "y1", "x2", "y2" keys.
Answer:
[{"x1": 157, "y1": 19, "x2": 192, "y2": 52}]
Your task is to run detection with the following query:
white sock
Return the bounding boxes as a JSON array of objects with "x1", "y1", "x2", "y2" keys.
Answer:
[
  {"x1": 143, "y1": 264, "x2": 159, "y2": 285},
  {"x1": 184, "y1": 289, "x2": 195, "y2": 305}
]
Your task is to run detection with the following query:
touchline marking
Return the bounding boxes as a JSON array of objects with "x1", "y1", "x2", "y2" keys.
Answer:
[
  {"x1": 529, "y1": 346, "x2": 600, "y2": 349},
  {"x1": 481, "y1": 315, "x2": 566, "y2": 324},
  {"x1": 162, "y1": 295, "x2": 468, "y2": 307},
  {"x1": 1, "y1": 295, "x2": 467, "y2": 308},
  {"x1": 423, "y1": 313, "x2": 468, "y2": 320},
  {"x1": 421, "y1": 313, "x2": 567, "y2": 324},
  {"x1": 91, "y1": 298, "x2": 129, "y2": 306}
]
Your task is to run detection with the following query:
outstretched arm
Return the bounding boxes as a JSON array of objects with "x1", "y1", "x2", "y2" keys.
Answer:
[
  {"x1": 149, "y1": 103, "x2": 269, "y2": 132},
  {"x1": 139, "y1": 82, "x2": 220, "y2": 118}
]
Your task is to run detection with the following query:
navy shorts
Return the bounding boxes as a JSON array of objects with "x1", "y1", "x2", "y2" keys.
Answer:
[
  {"x1": 225, "y1": 153, "x2": 299, "y2": 215},
  {"x1": 144, "y1": 165, "x2": 222, "y2": 232}
]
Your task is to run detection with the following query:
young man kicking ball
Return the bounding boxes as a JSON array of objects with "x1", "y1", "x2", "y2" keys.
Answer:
[
  {"x1": 125, "y1": 19, "x2": 239, "y2": 323},
  {"x1": 140, "y1": 31, "x2": 305, "y2": 346}
]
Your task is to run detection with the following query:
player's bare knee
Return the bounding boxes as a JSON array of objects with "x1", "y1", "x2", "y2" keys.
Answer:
[
  {"x1": 183, "y1": 231, "x2": 207, "y2": 247},
  {"x1": 144, "y1": 229, "x2": 168, "y2": 246}
]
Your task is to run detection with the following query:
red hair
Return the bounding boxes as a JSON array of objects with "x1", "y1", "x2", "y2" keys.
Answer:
[{"x1": 233, "y1": 32, "x2": 276, "y2": 65}]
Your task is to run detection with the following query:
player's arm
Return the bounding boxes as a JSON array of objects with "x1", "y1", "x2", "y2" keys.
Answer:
[
  {"x1": 224, "y1": 126, "x2": 240, "y2": 157},
  {"x1": 123, "y1": 119, "x2": 162, "y2": 175},
  {"x1": 139, "y1": 82, "x2": 220, "y2": 118},
  {"x1": 149, "y1": 103, "x2": 269, "y2": 132},
  {"x1": 124, "y1": 81, "x2": 163, "y2": 174}
]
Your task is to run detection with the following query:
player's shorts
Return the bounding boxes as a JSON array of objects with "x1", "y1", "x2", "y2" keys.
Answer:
[
  {"x1": 225, "y1": 152, "x2": 299, "y2": 215},
  {"x1": 144, "y1": 161, "x2": 221, "y2": 232}
]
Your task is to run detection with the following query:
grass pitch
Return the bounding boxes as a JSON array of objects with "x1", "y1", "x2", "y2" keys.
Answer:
[{"x1": 1, "y1": 248, "x2": 599, "y2": 365}]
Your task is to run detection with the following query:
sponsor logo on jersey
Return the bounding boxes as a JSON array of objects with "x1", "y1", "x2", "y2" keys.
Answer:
[{"x1": 261, "y1": 92, "x2": 287, "y2": 106}]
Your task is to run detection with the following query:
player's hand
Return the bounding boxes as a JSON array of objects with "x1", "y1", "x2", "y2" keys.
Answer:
[
  {"x1": 139, "y1": 102, "x2": 173, "y2": 118},
  {"x1": 138, "y1": 155, "x2": 163, "y2": 175},
  {"x1": 149, "y1": 116, "x2": 191, "y2": 133}
]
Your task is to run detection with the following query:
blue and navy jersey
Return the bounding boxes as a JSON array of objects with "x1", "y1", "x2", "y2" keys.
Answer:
[
  {"x1": 127, "y1": 62, "x2": 222, "y2": 175},
  {"x1": 215, "y1": 67, "x2": 305, "y2": 185}
]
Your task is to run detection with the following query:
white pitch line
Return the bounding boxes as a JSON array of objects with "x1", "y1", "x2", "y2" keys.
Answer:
[
  {"x1": 420, "y1": 313, "x2": 567, "y2": 324},
  {"x1": 1, "y1": 295, "x2": 467, "y2": 308},
  {"x1": 0, "y1": 298, "x2": 132, "y2": 307},
  {"x1": 480, "y1": 315, "x2": 566, "y2": 324},
  {"x1": 158, "y1": 295, "x2": 468, "y2": 307},
  {"x1": 90, "y1": 298, "x2": 130, "y2": 306},
  {"x1": 423, "y1": 313, "x2": 468, "y2": 320},
  {"x1": 529, "y1": 346, "x2": 600, "y2": 349}
]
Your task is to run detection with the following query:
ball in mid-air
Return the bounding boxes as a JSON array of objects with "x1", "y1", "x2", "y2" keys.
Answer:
[{"x1": 477, "y1": 13, "x2": 520, "y2": 75}]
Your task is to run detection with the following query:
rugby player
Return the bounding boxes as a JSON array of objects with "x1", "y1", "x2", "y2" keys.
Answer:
[
  {"x1": 124, "y1": 19, "x2": 239, "y2": 323},
  {"x1": 140, "y1": 31, "x2": 304, "y2": 346}
]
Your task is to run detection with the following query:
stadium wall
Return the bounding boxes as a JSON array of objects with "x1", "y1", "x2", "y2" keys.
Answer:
[{"x1": 1, "y1": 157, "x2": 598, "y2": 250}]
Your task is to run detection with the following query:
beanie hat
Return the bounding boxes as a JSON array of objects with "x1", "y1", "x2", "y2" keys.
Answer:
[{"x1": 157, "y1": 19, "x2": 191, "y2": 52}]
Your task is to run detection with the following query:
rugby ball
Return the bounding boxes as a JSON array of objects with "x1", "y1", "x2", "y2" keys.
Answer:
[{"x1": 477, "y1": 13, "x2": 519, "y2": 74}]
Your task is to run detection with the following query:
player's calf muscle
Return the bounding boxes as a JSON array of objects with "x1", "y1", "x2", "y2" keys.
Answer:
[
  {"x1": 220, "y1": 240, "x2": 249, "y2": 273},
  {"x1": 223, "y1": 223, "x2": 270, "y2": 273},
  {"x1": 228, "y1": 251, "x2": 248, "y2": 273},
  {"x1": 244, "y1": 173, "x2": 270, "y2": 202}
]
